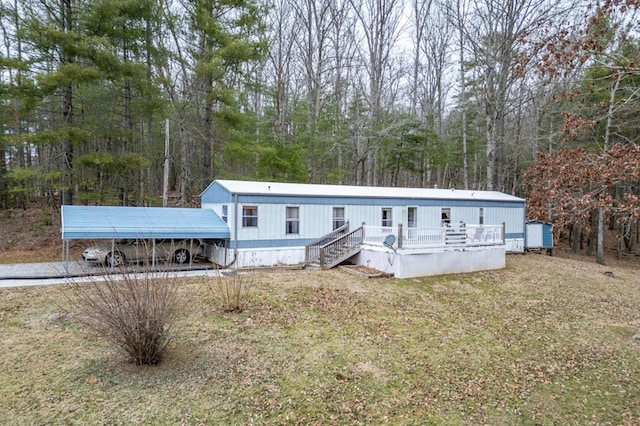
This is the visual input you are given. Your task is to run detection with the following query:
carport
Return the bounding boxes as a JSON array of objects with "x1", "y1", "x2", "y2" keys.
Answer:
[{"x1": 61, "y1": 205, "x2": 230, "y2": 270}]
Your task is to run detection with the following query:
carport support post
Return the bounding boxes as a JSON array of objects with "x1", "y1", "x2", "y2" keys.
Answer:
[
  {"x1": 62, "y1": 240, "x2": 69, "y2": 277},
  {"x1": 233, "y1": 194, "x2": 239, "y2": 266},
  {"x1": 110, "y1": 239, "x2": 115, "y2": 272}
]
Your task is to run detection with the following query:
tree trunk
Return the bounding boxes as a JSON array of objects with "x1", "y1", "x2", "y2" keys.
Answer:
[
  {"x1": 597, "y1": 207, "x2": 605, "y2": 265},
  {"x1": 0, "y1": 145, "x2": 5, "y2": 208},
  {"x1": 485, "y1": 108, "x2": 495, "y2": 191},
  {"x1": 61, "y1": 0, "x2": 74, "y2": 206},
  {"x1": 459, "y1": 23, "x2": 468, "y2": 189},
  {"x1": 603, "y1": 71, "x2": 622, "y2": 151},
  {"x1": 179, "y1": 120, "x2": 190, "y2": 206},
  {"x1": 571, "y1": 225, "x2": 579, "y2": 254},
  {"x1": 596, "y1": 71, "x2": 621, "y2": 263},
  {"x1": 203, "y1": 94, "x2": 214, "y2": 190}
]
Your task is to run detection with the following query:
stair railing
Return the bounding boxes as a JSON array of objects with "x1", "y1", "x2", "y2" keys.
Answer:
[
  {"x1": 319, "y1": 225, "x2": 364, "y2": 269},
  {"x1": 305, "y1": 221, "x2": 350, "y2": 264}
]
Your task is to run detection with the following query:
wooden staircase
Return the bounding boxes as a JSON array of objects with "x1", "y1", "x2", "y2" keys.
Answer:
[{"x1": 305, "y1": 222, "x2": 364, "y2": 269}]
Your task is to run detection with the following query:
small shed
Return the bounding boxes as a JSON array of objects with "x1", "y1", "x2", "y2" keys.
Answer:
[{"x1": 525, "y1": 220, "x2": 553, "y2": 255}]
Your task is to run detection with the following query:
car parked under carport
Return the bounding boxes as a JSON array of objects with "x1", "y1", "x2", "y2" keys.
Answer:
[
  {"x1": 61, "y1": 205, "x2": 231, "y2": 269},
  {"x1": 82, "y1": 238, "x2": 204, "y2": 267}
]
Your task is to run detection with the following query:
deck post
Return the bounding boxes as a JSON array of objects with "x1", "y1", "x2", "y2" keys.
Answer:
[
  {"x1": 397, "y1": 224, "x2": 403, "y2": 249},
  {"x1": 63, "y1": 240, "x2": 69, "y2": 277},
  {"x1": 502, "y1": 222, "x2": 506, "y2": 245}
]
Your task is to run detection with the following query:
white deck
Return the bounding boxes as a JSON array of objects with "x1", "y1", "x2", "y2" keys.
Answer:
[{"x1": 355, "y1": 224, "x2": 507, "y2": 278}]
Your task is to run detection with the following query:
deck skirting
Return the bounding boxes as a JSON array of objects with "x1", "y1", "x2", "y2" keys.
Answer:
[{"x1": 354, "y1": 244, "x2": 506, "y2": 279}]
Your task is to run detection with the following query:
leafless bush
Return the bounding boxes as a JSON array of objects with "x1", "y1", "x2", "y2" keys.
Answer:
[
  {"x1": 67, "y1": 268, "x2": 181, "y2": 365},
  {"x1": 209, "y1": 270, "x2": 253, "y2": 313}
]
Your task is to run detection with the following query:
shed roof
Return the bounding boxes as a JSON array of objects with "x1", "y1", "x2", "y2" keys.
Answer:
[
  {"x1": 204, "y1": 180, "x2": 525, "y2": 203},
  {"x1": 61, "y1": 206, "x2": 230, "y2": 240}
]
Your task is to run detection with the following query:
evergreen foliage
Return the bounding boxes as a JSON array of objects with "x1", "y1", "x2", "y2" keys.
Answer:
[{"x1": 0, "y1": 0, "x2": 637, "y2": 214}]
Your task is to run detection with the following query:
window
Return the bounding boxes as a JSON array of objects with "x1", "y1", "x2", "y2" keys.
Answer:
[
  {"x1": 242, "y1": 206, "x2": 258, "y2": 227},
  {"x1": 479, "y1": 207, "x2": 484, "y2": 225},
  {"x1": 221, "y1": 205, "x2": 228, "y2": 223},
  {"x1": 441, "y1": 208, "x2": 451, "y2": 225},
  {"x1": 382, "y1": 208, "x2": 393, "y2": 227},
  {"x1": 333, "y1": 207, "x2": 345, "y2": 230},
  {"x1": 286, "y1": 207, "x2": 299, "y2": 234},
  {"x1": 407, "y1": 207, "x2": 417, "y2": 228}
]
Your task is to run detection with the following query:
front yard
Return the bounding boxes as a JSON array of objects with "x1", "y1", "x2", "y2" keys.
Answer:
[{"x1": 1, "y1": 253, "x2": 639, "y2": 424}]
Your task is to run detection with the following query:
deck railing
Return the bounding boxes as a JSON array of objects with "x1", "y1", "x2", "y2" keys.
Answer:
[
  {"x1": 363, "y1": 223, "x2": 505, "y2": 249},
  {"x1": 305, "y1": 222, "x2": 504, "y2": 269}
]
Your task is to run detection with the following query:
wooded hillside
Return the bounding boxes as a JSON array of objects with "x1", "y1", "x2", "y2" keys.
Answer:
[{"x1": 1, "y1": 0, "x2": 639, "y2": 262}]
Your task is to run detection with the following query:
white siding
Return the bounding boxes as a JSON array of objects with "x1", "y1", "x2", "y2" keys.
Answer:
[
  {"x1": 204, "y1": 201, "x2": 524, "y2": 242},
  {"x1": 203, "y1": 198, "x2": 525, "y2": 264}
]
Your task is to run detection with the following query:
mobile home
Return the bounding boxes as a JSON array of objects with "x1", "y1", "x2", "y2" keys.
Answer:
[{"x1": 200, "y1": 180, "x2": 526, "y2": 270}]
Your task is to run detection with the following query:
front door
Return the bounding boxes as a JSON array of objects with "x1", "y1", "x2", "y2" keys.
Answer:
[{"x1": 407, "y1": 207, "x2": 417, "y2": 239}]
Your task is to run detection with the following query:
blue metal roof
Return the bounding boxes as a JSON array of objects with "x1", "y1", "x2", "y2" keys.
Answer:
[{"x1": 61, "y1": 206, "x2": 230, "y2": 240}]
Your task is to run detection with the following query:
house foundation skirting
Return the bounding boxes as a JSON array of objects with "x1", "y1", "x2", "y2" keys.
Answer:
[
  {"x1": 208, "y1": 244, "x2": 505, "y2": 278},
  {"x1": 353, "y1": 245, "x2": 506, "y2": 279},
  {"x1": 208, "y1": 246, "x2": 306, "y2": 268}
]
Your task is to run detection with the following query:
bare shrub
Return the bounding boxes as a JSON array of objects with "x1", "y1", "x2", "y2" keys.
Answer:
[
  {"x1": 67, "y1": 268, "x2": 180, "y2": 365},
  {"x1": 209, "y1": 270, "x2": 253, "y2": 313}
]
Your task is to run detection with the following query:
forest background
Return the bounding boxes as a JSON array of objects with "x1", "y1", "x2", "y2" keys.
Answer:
[{"x1": 1, "y1": 0, "x2": 639, "y2": 263}]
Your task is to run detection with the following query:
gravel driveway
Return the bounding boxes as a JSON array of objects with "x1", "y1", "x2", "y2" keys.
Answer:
[{"x1": 0, "y1": 261, "x2": 222, "y2": 288}]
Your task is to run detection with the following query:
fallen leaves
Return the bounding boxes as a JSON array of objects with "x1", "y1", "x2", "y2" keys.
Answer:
[
  {"x1": 84, "y1": 376, "x2": 100, "y2": 385},
  {"x1": 2, "y1": 257, "x2": 640, "y2": 424}
]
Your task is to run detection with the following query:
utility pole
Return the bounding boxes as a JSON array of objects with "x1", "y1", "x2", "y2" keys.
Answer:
[{"x1": 162, "y1": 119, "x2": 170, "y2": 207}]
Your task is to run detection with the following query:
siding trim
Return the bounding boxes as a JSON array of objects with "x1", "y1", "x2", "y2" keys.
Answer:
[{"x1": 233, "y1": 194, "x2": 525, "y2": 208}]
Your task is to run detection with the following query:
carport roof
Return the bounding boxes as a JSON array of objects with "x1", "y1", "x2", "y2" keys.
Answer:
[{"x1": 61, "y1": 206, "x2": 230, "y2": 240}]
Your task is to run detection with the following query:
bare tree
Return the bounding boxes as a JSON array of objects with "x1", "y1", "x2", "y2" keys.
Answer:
[
  {"x1": 443, "y1": 0, "x2": 470, "y2": 188},
  {"x1": 327, "y1": 0, "x2": 358, "y2": 183},
  {"x1": 290, "y1": 0, "x2": 333, "y2": 180},
  {"x1": 410, "y1": 0, "x2": 433, "y2": 118},
  {"x1": 451, "y1": 0, "x2": 569, "y2": 191},
  {"x1": 349, "y1": 0, "x2": 404, "y2": 185},
  {"x1": 265, "y1": 0, "x2": 299, "y2": 142},
  {"x1": 415, "y1": 1, "x2": 452, "y2": 187}
]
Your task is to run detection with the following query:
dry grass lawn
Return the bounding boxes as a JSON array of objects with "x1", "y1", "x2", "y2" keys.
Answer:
[{"x1": 1, "y1": 254, "x2": 640, "y2": 425}]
